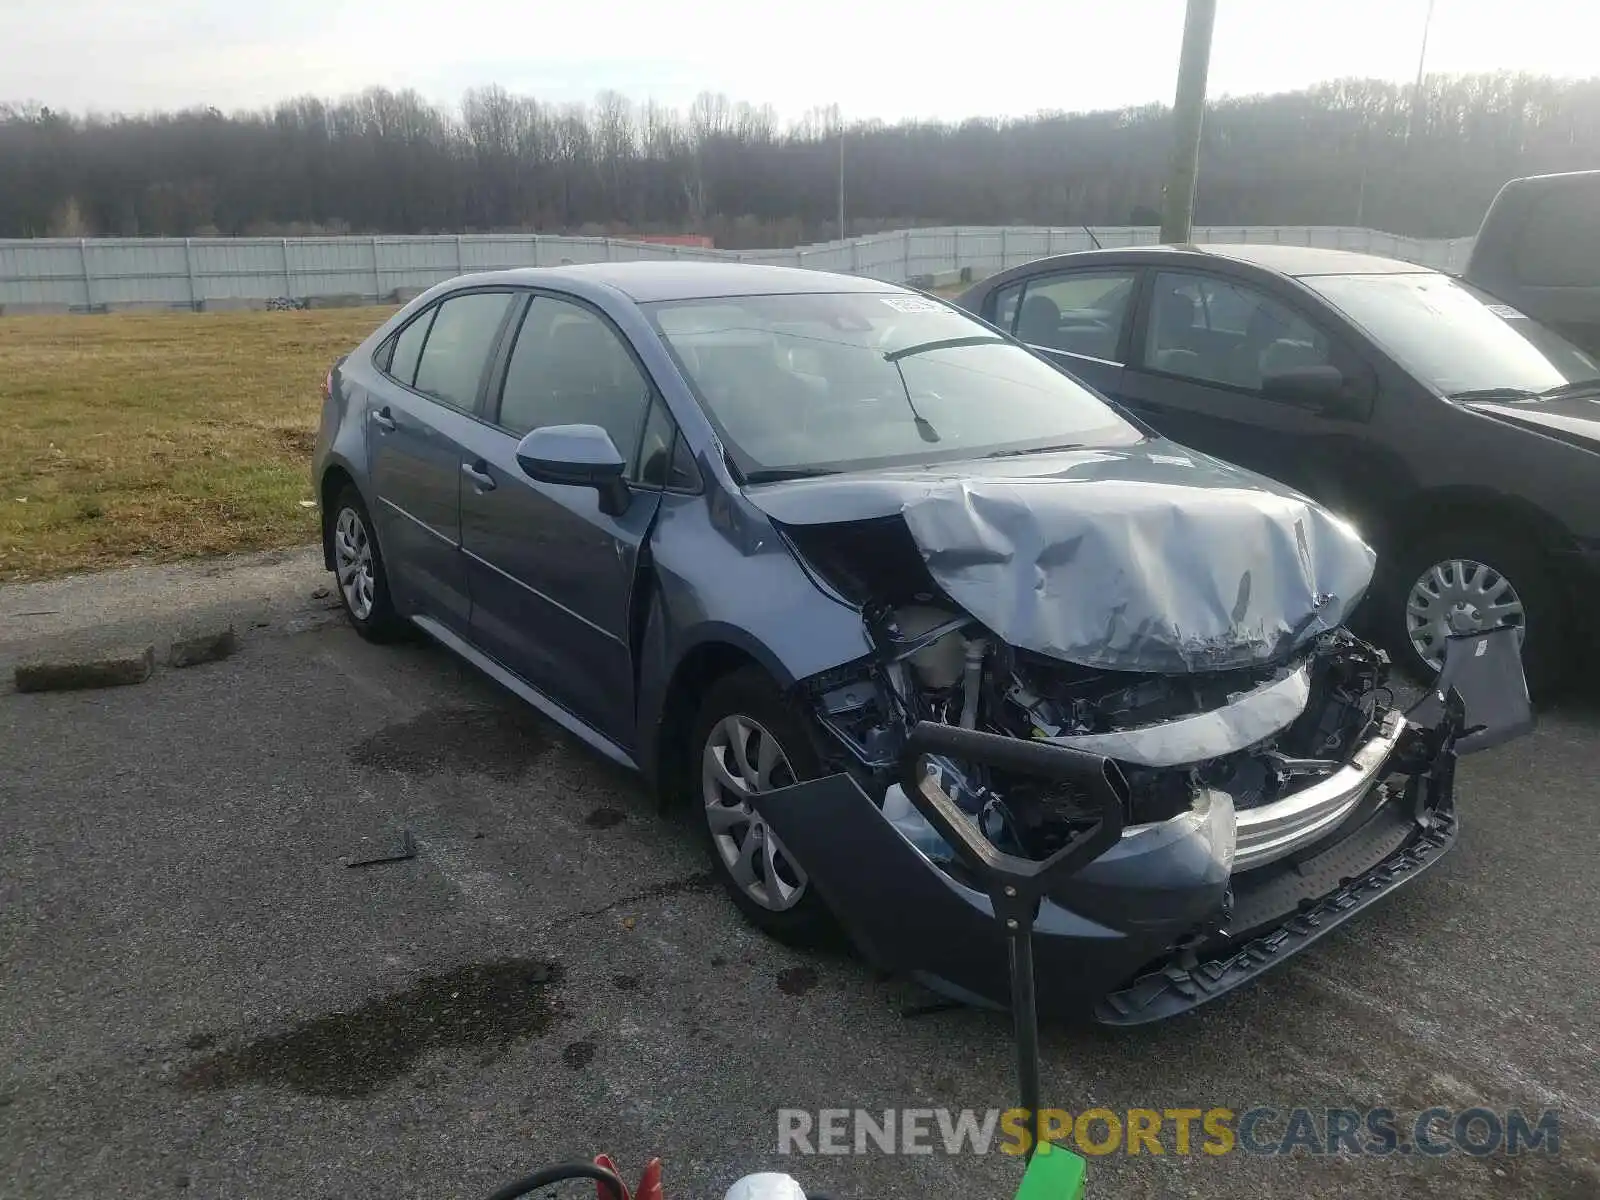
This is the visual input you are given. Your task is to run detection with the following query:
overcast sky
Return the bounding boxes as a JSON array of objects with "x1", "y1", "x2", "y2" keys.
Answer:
[{"x1": 3, "y1": 0, "x2": 1592, "y2": 122}]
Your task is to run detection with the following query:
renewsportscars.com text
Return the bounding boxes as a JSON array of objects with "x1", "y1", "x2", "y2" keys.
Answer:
[{"x1": 776, "y1": 1106, "x2": 1561, "y2": 1158}]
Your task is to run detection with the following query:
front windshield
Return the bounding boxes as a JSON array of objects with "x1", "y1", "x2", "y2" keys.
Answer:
[
  {"x1": 646, "y1": 292, "x2": 1141, "y2": 480},
  {"x1": 1305, "y1": 272, "x2": 1600, "y2": 397}
]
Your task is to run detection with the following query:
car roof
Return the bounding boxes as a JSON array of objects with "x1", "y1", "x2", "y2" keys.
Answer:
[
  {"x1": 1192, "y1": 243, "x2": 1437, "y2": 276},
  {"x1": 449, "y1": 261, "x2": 913, "y2": 303},
  {"x1": 1006, "y1": 243, "x2": 1437, "y2": 279}
]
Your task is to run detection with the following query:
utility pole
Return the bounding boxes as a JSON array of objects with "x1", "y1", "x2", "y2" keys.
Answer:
[
  {"x1": 1408, "y1": 0, "x2": 1437, "y2": 145},
  {"x1": 837, "y1": 108, "x2": 846, "y2": 241},
  {"x1": 1159, "y1": 0, "x2": 1217, "y2": 244}
]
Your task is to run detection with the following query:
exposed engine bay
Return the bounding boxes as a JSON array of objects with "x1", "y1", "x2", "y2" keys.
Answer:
[{"x1": 804, "y1": 597, "x2": 1393, "y2": 870}]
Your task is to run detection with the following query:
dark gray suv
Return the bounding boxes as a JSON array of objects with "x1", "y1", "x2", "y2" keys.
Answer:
[{"x1": 313, "y1": 262, "x2": 1525, "y2": 1023}]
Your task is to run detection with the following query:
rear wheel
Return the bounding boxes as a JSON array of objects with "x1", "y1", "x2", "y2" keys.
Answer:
[
  {"x1": 1373, "y1": 526, "x2": 1563, "y2": 697},
  {"x1": 329, "y1": 486, "x2": 407, "y2": 643},
  {"x1": 692, "y1": 667, "x2": 834, "y2": 945}
]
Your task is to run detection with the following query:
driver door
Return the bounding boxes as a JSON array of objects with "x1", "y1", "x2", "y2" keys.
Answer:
[{"x1": 455, "y1": 292, "x2": 667, "y2": 746}]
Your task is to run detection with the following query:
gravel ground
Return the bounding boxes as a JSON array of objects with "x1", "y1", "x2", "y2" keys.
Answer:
[{"x1": 2, "y1": 552, "x2": 1596, "y2": 1200}]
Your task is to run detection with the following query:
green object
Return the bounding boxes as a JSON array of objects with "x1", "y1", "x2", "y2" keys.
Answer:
[{"x1": 1013, "y1": 1141, "x2": 1088, "y2": 1200}]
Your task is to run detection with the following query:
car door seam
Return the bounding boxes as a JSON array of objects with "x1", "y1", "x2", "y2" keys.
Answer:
[
  {"x1": 377, "y1": 495, "x2": 460, "y2": 548},
  {"x1": 460, "y1": 547, "x2": 626, "y2": 646}
]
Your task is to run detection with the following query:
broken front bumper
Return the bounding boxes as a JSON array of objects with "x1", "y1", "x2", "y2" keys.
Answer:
[
  {"x1": 751, "y1": 628, "x2": 1530, "y2": 1023},
  {"x1": 750, "y1": 746, "x2": 1445, "y2": 1021}
]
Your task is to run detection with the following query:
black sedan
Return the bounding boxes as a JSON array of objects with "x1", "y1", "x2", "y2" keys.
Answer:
[{"x1": 957, "y1": 244, "x2": 1600, "y2": 694}]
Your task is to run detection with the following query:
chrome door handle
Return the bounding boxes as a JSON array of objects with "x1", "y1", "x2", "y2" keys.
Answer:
[
  {"x1": 462, "y1": 461, "x2": 497, "y2": 491},
  {"x1": 371, "y1": 407, "x2": 397, "y2": 432}
]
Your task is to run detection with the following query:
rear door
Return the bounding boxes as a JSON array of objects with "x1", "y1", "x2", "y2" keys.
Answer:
[
  {"x1": 366, "y1": 290, "x2": 517, "y2": 630},
  {"x1": 986, "y1": 267, "x2": 1139, "y2": 399},
  {"x1": 1117, "y1": 268, "x2": 1377, "y2": 507},
  {"x1": 455, "y1": 291, "x2": 669, "y2": 745}
]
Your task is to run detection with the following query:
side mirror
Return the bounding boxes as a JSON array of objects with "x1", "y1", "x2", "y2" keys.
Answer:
[
  {"x1": 1260, "y1": 364, "x2": 1365, "y2": 419},
  {"x1": 515, "y1": 424, "x2": 631, "y2": 516}
]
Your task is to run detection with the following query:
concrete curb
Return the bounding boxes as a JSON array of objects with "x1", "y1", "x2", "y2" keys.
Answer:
[
  {"x1": 168, "y1": 625, "x2": 238, "y2": 669},
  {"x1": 15, "y1": 645, "x2": 156, "y2": 693}
]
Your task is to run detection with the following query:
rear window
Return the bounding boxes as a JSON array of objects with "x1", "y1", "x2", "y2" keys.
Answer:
[
  {"x1": 1515, "y1": 186, "x2": 1600, "y2": 287},
  {"x1": 385, "y1": 308, "x2": 434, "y2": 387}
]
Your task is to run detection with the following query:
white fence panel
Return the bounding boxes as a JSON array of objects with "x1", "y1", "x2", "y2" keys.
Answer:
[{"x1": 0, "y1": 226, "x2": 1477, "y2": 310}]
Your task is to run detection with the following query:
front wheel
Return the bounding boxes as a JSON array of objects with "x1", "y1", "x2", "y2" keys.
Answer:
[
  {"x1": 1372, "y1": 528, "x2": 1564, "y2": 697},
  {"x1": 692, "y1": 667, "x2": 835, "y2": 946}
]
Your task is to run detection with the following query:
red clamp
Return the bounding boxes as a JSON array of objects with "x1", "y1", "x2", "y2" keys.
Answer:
[{"x1": 593, "y1": 1154, "x2": 664, "y2": 1200}]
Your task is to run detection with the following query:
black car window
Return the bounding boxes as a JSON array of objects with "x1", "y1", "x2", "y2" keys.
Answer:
[
  {"x1": 1515, "y1": 187, "x2": 1600, "y2": 288},
  {"x1": 1307, "y1": 272, "x2": 1600, "y2": 395},
  {"x1": 1014, "y1": 271, "x2": 1136, "y2": 361},
  {"x1": 386, "y1": 307, "x2": 435, "y2": 388},
  {"x1": 1143, "y1": 271, "x2": 1331, "y2": 392},
  {"x1": 496, "y1": 295, "x2": 651, "y2": 470},
  {"x1": 991, "y1": 281, "x2": 1024, "y2": 333},
  {"x1": 412, "y1": 291, "x2": 514, "y2": 410}
]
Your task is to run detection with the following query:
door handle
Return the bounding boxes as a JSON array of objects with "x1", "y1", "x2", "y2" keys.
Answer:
[
  {"x1": 461, "y1": 460, "x2": 497, "y2": 492},
  {"x1": 371, "y1": 406, "x2": 397, "y2": 432}
]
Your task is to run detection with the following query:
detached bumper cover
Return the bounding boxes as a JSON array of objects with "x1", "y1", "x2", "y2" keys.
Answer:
[{"x1": 1097, "y1": 804, "x2": 1458, "y2": 1024}]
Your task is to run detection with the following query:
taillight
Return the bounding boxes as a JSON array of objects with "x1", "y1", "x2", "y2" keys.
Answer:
[{"x1": 321, "y1": 368, "x2": 333, "y2": 401}]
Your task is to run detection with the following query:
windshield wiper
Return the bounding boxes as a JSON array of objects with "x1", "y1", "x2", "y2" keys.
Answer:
[
  {"x1": 1539, "y1": 379, "x2": 1600, "y2": 399},
  {"x1": 1447, "y1": 387, "x2": 1541, "y2": 402},
  {"x1": 883, "y1": 335, "x2": 1006, "y2": 363},
  {"x1": 985, "y1": 442, "x2": 1084, "y2": 459},
  {"x1": 888, "y1": 357, "x2": 941, "y2": 443},
  {"x1": 743, "y1": 466, "x2": 841, "y2": 484}
]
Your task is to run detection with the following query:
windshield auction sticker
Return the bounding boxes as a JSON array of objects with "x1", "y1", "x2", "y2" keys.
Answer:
[
  {"x1": 1485, "y1": 303, "x2": 1528, "y2": 319},
  {"x1": 881, "y1": 297, "x2": 945, "y2": 313}
]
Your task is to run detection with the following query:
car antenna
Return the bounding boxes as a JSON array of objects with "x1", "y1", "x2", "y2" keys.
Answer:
[{"x1": 1082, "y1": 225, "x2": 1102, "y2": 250}]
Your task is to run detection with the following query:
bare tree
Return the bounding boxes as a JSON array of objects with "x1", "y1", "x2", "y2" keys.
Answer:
[{"x1": 4, "y1": 73, "x2": 1600, "y2": 242}]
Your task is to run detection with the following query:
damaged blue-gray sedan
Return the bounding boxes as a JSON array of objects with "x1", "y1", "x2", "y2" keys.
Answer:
[{"x1": 313, "y1": 262, "x2": 1531, "y2": 1023}]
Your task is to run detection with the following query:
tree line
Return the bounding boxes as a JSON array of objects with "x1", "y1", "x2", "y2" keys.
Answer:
[{"x1": 2, "y1": 72, "x2": 1598, "y2": 246}]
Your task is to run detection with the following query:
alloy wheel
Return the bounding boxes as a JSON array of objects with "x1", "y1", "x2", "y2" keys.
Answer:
[{"x1": 701, "y1": 714, "x2": 808, "y2": 911}]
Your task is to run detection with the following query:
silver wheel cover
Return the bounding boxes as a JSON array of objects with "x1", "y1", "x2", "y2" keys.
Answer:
[
  {"x1": 1405, "y1": 557, "x2": 1525, "y2": 671},
  {"x1": 333, "y1": 507, "x2": 377, "y2": 621}
]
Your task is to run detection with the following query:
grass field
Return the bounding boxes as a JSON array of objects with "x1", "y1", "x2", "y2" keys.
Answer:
[{"x1": 0, "y1": 308, "x2": 394, "y2": 582}]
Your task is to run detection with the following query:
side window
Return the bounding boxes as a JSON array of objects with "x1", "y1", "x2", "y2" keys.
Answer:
[
  {"x1": 636, "y1": 396, "x2": 677, "y2": 487},
  {"x1": 635, "y1": 398, "x2": 704, "y2": 492},
  {"x1": 385, "y1": 307, "x2": 435, "y2": 387},
  {"x1": 1014, "y1": 271, "x2": 1136, "y2": 361},
  {"x1": 991, "y1": 282, "x2": 1024, "y2": 333},
  {"x1": 412, "y1": 291, "x2": 515, "y2": 410},
  {"x1": 496, "y1": 295, "x2": 652, "y2": 471},
  {"x1": 1143, "y1": 272, "x2": 1331, "y2": 393},
  {"x1": 667, "y1": 433, "x2": 701, "y2": 491}
]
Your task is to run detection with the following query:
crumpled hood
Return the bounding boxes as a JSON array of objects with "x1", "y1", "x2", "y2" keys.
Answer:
[{"x1": 746, "y1": 442, "x2": 1376, "y2": 673}]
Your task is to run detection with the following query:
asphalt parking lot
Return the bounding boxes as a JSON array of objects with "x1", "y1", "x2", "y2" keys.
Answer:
[{"x1": 2, "y1": 551, "x2": 1597, "y2": 1200}]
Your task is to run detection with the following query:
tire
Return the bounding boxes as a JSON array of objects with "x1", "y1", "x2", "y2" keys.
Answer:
[
  {"x1": 328, "y1": 486, "x2": 408, "y2": 643},
  {"x1": 691, "y1": 666, "x2": 835, "y2": 946},
  {"x1": 1370, "y1": 526, "x2": 1565, "y2": 698}
]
